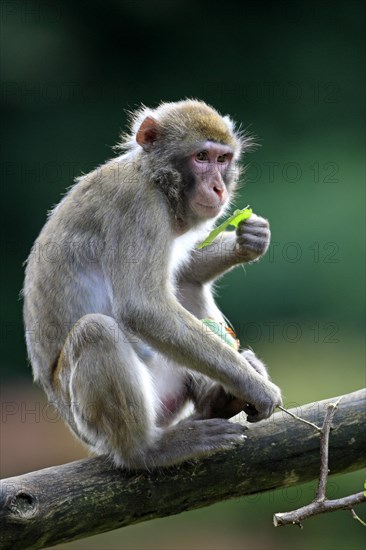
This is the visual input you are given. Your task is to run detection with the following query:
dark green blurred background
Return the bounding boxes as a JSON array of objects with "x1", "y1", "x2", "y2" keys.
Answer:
[{"x1": 1, "y1": 1, "x2": 365, "y2": 549}]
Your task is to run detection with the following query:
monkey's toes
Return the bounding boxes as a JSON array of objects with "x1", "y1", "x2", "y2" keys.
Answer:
[{"x1": 196, "y1": 418, "x2": 247, "y2": 448}]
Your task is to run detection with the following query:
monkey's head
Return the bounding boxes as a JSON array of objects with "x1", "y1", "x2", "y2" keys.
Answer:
[{"x1": 120, "y1": 100, "x2": 252, "y2": 226}]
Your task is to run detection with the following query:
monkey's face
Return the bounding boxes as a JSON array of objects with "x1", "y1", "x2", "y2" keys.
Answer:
[
  {"x1": 135, "y1": 113, "x2": 239, "y2": 225},
  {"x1": 187, "y1": 141, "x2": 233, "y2": 220}
]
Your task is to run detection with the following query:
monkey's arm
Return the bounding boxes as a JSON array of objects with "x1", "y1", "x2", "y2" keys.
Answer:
[
  {"x1": 107, "y1": 191, "x2": 280, "y2": 421},
  {"x1": 113, "y1": 274, "x2": 280, "y2": 423},
  {"x1": 181, "y1": 214, "x2": 271, "y2": 284},
  {"x1": 124, "y1": 291, "x2": 279, "y2": 421}
]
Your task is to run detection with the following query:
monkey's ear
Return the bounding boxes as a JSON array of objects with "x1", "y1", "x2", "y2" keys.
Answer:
[{"x1": 136, "y1": 117, "x2": 160, "y2": 151}]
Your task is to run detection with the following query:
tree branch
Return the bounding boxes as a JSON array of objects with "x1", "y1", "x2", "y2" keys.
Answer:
[
  {"x1": 273, "y1": 492, "x2": 365, "y2": 527},
  {"x1": 1, "y1": 389, "x2": 365, "y2": 550}
]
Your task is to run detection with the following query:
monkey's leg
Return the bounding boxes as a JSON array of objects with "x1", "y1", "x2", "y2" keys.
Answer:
[
  {"x1": 55, "y1": 313, "x2": 161, "y2": 467},
  {"x1": 56, "y1": 313, "x2": 246, "y2": 469}
]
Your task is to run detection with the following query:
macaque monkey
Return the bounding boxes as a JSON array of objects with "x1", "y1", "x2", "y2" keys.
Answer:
[{"x1": 23, "y1": 100, "x2": 282, "y2": 469}]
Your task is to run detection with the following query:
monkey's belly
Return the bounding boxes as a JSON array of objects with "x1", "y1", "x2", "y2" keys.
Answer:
[
  {"x1": 133, "y1": 340, "x2": 190, "y2": 422},
  {"x1": 156, "y1": 367, "x2": 190, "y2": 424},
  {"x1": 145, "y1": 349, "x2": 190, "y2": 425},
  {"x1": 158, "y1": 393, "x2": 189, "y2": 426}
]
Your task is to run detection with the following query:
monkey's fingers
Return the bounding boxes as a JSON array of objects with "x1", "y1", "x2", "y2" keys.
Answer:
[
  {"x1": 237, "y1": 215, "x2": 269, "y2": 229},
  {"x1": 219, "y1": 396, "x2": 248, "y2": 419},
  {"x1": 243, "y1": 403, "x2": 259, "y2": 421}
]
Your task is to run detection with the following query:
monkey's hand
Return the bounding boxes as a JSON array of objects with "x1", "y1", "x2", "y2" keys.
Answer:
[
  {"x1": 193, "y1": 384, "x2": 249, "y2": 420},
  {"x1": 235, "y1": 214, "x2": 270, "y2": 262},
  {"x1": 241, "y1": 376, "x2": 282, "y2": 423},
  {"x1": 193, "y1": 354, "x2": 281, "y2": 422},
  {"x1": 228, "y1": 349, "x2": 281, "y2": 421},
  {"x1": 194, "y1": 378, "x2": 282, "y2": 422}
]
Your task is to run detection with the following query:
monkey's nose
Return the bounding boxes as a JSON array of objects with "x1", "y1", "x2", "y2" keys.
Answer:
[{"x1": 213, "y1": 185, "x2": 224, "y2": 199}]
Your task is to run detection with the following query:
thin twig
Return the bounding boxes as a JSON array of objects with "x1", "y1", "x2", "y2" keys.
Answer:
[
  {"x1": 351, "y1": 508, "x2": 366, "y2": 527},
  {"x1": 316, "y1": 397, "x2": 343, "y2": 501},
  {"x1": 277, "y1": 405, "x2": 322, "y2": 432}
]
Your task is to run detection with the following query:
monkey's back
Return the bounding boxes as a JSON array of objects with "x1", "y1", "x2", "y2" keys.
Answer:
[{"x1": 23, "y1": 157, "x2": 145, "y2": 391}]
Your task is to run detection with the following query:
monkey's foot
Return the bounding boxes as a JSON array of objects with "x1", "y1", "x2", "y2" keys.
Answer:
[{"x1": 172, "y1": 417, "x2": 248, "y2": 454}]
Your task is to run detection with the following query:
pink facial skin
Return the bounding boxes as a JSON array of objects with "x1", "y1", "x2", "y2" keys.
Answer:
[{"x1": 189, "y1": 141, "x2": 234, "y2": 219}]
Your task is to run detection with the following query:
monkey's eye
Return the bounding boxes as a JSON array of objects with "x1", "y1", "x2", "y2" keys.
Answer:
[
  {"x1": 196, "y1": 151, "x2": 209, "y2": 161},
  {"x1": 217, "y1": 154, "x2": 227, "y2": 163}
]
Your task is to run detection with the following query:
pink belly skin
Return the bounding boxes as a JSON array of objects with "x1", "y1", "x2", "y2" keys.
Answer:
[{"x1": 158, "y1": 392, "x2": 189, "y2": 426}]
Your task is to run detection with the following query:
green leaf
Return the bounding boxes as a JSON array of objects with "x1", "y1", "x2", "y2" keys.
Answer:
[
  {"x1": 196, "y1": 206, "x2": 252, "y2": 249},
  {"x1": 201, "y1": 318, "x2": 239, "y2": 350}
]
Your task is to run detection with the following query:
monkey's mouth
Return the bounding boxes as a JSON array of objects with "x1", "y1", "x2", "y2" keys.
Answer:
[
  {"x1": 196, "y1": 202, "x2": 222, "y2": 210},
  {"x1": 194, "y1": 202, "x2": 223, "y2": 219}
]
